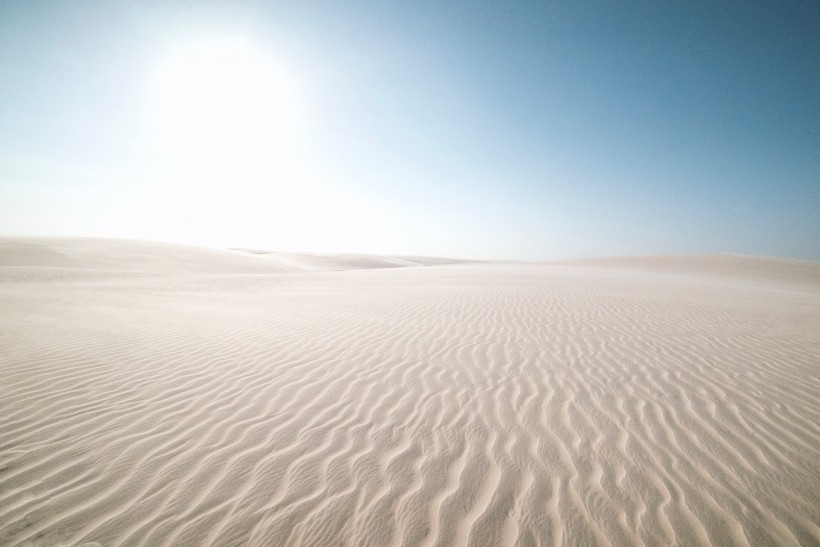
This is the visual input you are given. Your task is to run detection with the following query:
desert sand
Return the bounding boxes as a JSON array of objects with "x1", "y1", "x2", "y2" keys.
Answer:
[{"x1": 1, "y1": 238, "x2": 818, "y2": 546}]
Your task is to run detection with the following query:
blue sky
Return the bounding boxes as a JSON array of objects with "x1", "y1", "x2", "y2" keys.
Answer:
[{"x1": 1, "y1": 1, "x2": 818, "y2": 260}]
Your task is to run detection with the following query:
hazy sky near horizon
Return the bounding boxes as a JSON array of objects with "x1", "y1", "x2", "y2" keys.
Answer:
[{"x1": 1, "y1": 1, "x2": 818, "y2": 260}]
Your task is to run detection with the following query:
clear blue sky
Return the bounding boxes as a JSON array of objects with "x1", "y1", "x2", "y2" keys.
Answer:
[{"x1": 1, "y1": 1, "x2": 818, "y2": 260}]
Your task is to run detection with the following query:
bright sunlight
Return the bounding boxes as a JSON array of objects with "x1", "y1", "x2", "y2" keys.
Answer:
[
  {"x1": 149, "y1": 37, "x2": 305, "y2": 171},
  {"x1": 141, "y1": 37, "x2": 383, "y2": 251}
]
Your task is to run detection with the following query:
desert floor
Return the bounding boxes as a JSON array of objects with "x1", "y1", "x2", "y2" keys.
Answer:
[{"x1": 1, "y1": 238, "x2": 818, "y2": 546}]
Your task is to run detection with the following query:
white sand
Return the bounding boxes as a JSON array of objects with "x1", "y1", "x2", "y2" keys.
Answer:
[{"x1": 1, "y1": 238, "x2": 818, "y2": 546}]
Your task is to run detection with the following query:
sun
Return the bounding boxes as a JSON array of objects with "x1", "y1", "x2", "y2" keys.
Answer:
[{"x1": 149, "y1": 38, "x2": 304, "y2": 165}]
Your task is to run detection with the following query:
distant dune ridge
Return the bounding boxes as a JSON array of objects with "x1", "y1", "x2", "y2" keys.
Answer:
[
  {"x1": 0, "y1": 237, "x2": 476, "y2": 277},
  {"x1": 1, "y1": 238, "x2": 818, "y2": 546}
]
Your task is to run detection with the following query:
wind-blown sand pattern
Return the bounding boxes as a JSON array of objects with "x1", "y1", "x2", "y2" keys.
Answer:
[{"x1": 1, "y1": 239, "x2": 819, "y2": 546}]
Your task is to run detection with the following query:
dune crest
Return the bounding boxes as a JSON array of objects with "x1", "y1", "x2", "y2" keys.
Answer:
[
  {"x1": 552, "y1": 253, "x2": 820, "y2": 287},
  {"x1": 0, "y1": 237, "x2": 479, "y2": 277},
  {"x1": 1, "y1": 239, "x2": 818, "y2": 546}
]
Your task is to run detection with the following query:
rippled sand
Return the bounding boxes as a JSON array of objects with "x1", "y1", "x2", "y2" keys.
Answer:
[{"x1": 1, "y1": 239, "x2": 818, "y2": 546}]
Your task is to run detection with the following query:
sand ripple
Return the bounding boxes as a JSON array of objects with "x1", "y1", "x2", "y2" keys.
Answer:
[{"x1": 1, "y1": 261, "x2": 818, "y2": 546}]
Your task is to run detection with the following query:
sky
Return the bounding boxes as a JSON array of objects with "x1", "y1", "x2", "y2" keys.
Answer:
[{"x1": 1, "y1": 1, "x2": 818, "y2": 260}]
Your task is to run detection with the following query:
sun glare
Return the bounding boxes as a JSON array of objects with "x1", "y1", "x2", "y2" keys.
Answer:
[
  {"x1": 141, "y1": 37, "x2": 333, "y2": 246},
  {"x1": 149, "y1": 38, "x2": 304, "y2": 165}
]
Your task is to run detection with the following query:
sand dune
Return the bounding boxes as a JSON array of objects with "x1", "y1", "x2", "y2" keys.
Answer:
[
  {"x1": 1, "y1": 239, "x2": 818, "y2": 546},
  {"x1": 233, "y1": 250, "x2": 478, "y2": 272},
  {"x1": 0, "y1": 238, "x2": 477, "y2": 277},
  {"x1": 553, "y1": 254, "x2": 820, "y2": 288},
  {"x1": 0, "y1": 237, "x2": 300, "y2": 275}
]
